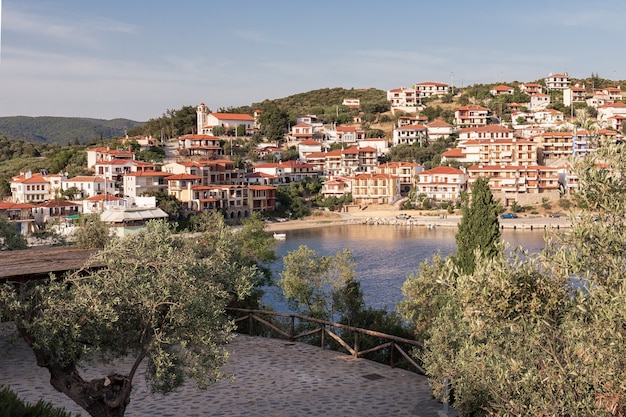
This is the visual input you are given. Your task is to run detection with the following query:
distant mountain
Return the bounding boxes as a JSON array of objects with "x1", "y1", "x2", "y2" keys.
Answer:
[{"x1": 0, "y1": 116, "x2": 145, "y2": 144}]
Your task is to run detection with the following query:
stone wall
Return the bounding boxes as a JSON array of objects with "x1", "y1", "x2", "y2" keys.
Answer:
[{"x1": 493, "y1": 190, "x2": 561, "y2": 207}]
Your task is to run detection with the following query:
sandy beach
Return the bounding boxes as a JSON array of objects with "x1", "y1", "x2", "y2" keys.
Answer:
[{"x1": 264, "y1": 208, "x2": 571, "y2": 233}]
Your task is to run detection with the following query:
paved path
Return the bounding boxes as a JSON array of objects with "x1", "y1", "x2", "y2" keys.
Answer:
[{"x1": 1, "y1": 324, "x2": 456, "y2": 417}]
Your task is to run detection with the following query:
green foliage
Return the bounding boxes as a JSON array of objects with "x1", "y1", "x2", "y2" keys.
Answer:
[
  {"x1": 558, "y1": 197, "x2": 572, "y2": 210},
  {"x1": 280, "y1": 147, "x2": 299, "y2": 161},
  {"x1": 275, "y1": 179, "x2": 321, "y2": 218},
  {"x1": 365, "y1": 128, "x2": 385, "y2": 138},
  {"x1": 0, "y1": 117, "x2": 141, "y2": 144},
  {"x1": 47, "y1": 148, "x2": 88, "y2": 176},
  {"x1": 0, "y1": 385, "x2": 79, "y2": 417},
  {"x1": 279, "y1": 246, "x2": 355, "y2": 320},
  {"x1": 0, "y1": 216, "x2": 28, "y2": 251},
  {"x1": 73, "y1": 213, "x2": 114, "y2": 249},
  {"x1": 0, "y1": 219, "x2": 260, "y2": 416},
  {"x1": 245, "y1": 88, "x2": 387, "y2": 126},
  {"x1": 400, "y1": 140, "x2": 626, "y2": 416},
  {"x1": 135, "y1": 146, "x2": 166, "y2": 163},
  {"x1": 129, "y1": 106, "x2": 195, "y2": 139},
  {"x1": 212, "y1": 126, "x2": 226, "y2": 136},
  {"x1": 454, "y1": 177, "x2": 501, "y2": 274},
  {"x1": 141, "y1": 190, "x2": 181, "y2": 220},
  {"x1": 257, "y1": 102, "x2": 289, "y2": 143},
  {"x1": 510, "y1": 200, "x2": 522, "y2": 213},
  {"x1": 388, "y1": 137, "x2": 452, "y2": 165}
]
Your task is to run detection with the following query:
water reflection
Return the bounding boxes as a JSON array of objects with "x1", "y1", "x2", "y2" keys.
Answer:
[{"x1": 265, "y1": 225, "x2": 549, "y2": 312}]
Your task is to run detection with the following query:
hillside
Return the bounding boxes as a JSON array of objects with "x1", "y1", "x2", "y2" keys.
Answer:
[
  {"x1": 0, "y1": 116, "x2": 144, "y2": 145},
  {"x1": 230, "y1": 87, "x2": 389, "y2": 122}
]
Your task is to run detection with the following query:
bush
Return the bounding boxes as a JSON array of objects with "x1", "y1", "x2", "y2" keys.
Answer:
[
  {"x1": 558, "y1": 198, "x2": 572, "y2": 210},
  {"x1": 0, "y1": 386, "x2": 79, "y2": 417}
]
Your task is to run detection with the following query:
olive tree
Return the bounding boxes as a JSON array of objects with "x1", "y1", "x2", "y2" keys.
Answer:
[
  {"x1": 399, "y1": 140, "x2": 626, "y2": 416},
  {"x1": 278, "y1": 246, "x2": 355, "y2": 320},
  {"x1": 0, "y1": 219, "x2": 260, "y2": 417},
  {"x1": 0, "y1": 216, "x2": 28, "y2": 250}
]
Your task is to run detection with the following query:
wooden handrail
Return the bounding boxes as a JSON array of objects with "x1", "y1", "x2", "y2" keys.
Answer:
[{"x1": 226, "y1": 307, "x2": 425, "y2": 375}]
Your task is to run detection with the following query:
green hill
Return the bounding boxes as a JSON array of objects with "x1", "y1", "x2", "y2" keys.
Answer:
[{"x1": 0, "y1": 116, "x2": 144, "y2": 145}]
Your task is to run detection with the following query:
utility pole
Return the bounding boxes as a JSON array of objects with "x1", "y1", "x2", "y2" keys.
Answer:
[{"x1": 450, "y1": 72, "x2": 454, "y2": 95}]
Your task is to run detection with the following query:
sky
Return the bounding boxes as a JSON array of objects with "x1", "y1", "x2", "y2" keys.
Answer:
[{"x1": 0, "y1": 0, "x2": 624, "y2": 122}]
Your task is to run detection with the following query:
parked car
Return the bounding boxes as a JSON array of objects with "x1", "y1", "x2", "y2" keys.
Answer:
[
  {"x1": 548, "y1": 212, "x2": 563, "y2": 218},
  {"x1": 500, "y1": 213, "x2": 518, "y2": 219},
  {"x1": 396, "y1": 213, "x2": 411, "y2": 220}
]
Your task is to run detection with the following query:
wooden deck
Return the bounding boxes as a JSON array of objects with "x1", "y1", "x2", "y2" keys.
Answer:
[{"x1": 0, "y1": 246, "x2": 98, "y2": 283}]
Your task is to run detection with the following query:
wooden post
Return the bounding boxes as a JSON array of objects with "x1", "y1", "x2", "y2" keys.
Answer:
[
  {"x1": 248, "y1": 313, "x2": 253, "y2": 336},
  {"x1": 354, "y1": 332, "x2": 359, "y2": 358},
  {"x1": 290, "y1": 316, "x2": 295, "y2": 341},
  {"x1": 390, "y1": 342, "x2": 395, "y2": 368},
  {"x1": 321, "y1": 324, "x2": 326, "y2": 349}
]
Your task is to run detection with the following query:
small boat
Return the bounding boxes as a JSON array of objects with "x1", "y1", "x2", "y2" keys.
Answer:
[{"x1": 273, "y1": 232, "x2": 286, "y2": 240}]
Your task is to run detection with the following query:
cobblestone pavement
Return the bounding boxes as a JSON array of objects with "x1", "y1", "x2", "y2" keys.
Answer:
[{"x1": 1, "y1": 326, "x2": 457, "y2": 417}]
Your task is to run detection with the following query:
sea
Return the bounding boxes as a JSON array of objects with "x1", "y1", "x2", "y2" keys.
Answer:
[{"x1": 263, "y1": 224, "x2": 548, "y2": 313}]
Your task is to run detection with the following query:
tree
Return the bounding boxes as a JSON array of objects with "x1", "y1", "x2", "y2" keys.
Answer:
[
  {"x1": 0, "y1": 220, "x2": 259, "y2": 417},
  {"x1": 258, "y1": 102, "x2": 289, "y2": 143},
  {"x1": 453, "y1": 177, "x2": 501, "y2": 275},
  {"x1": 0, "y1": 216, "x2": 28, "y2": 250},
  {"x1": 399, "y1": 140, "x2": 626, "y2": 416},
  {"x1": 278, "y1": 246, "x2": 355, "y2": 320},
  {"x1": 73, "y1": 213, "x2": 114, "y2": 249},
  {"x1": 141, "y1": 190, "x2": 182, "y2": 220}
]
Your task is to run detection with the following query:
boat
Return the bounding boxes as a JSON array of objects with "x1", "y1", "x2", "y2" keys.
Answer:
[{"x1": 273, "y1": 232, "x2": 286, "y2": 240}]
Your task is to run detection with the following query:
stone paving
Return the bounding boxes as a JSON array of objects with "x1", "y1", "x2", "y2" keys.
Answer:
[{"x1": 1, "y1": 324, "x2": 457, "y2": 417}]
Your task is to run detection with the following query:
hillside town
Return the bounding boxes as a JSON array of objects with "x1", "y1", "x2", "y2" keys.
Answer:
[{"x1": 2, "y1": 72, "x2": 623, "y2": 236}]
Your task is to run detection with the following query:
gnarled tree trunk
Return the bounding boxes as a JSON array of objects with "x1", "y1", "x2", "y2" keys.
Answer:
[{"x1": 21, "y1": 330, "x2": 133, "y2": 417}]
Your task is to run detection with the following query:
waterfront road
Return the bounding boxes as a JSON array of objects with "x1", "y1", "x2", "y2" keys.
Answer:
[{"x1": 1, "y1": 325, "x2": 457, "y2": 417}]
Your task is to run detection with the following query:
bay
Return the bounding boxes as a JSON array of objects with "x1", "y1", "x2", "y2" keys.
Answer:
[{"x1": 264, "y1": 224, "x2": 548, "y2": 313}]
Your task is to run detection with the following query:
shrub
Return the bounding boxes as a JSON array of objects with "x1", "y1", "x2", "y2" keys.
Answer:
[{"x1": 0, "y1": 386, "x2": 79, "y2": 417}]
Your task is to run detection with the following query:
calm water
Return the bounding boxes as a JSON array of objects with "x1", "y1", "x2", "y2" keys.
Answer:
[{"x1": 264, "y1": 225, "x2": 548, "y2": 312}]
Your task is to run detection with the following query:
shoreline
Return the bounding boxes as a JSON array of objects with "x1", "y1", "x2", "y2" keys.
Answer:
[{"x1": 264, "y1": 210, "x2": 571, "y2": 233}]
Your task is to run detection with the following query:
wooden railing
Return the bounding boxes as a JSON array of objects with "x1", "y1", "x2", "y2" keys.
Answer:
[{"x1": 226, "y1": 308, "x2": 425, "y2": 375}]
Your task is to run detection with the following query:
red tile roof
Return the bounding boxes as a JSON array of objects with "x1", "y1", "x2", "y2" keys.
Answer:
[
  {"x1": 210, "y1": 113, "x2": 254, "y2": 121},
  {"x1": 420, "y1": 166, "x2": 464, "y2": 175}
]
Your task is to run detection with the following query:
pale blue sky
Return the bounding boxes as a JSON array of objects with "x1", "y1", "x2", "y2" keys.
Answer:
[{"x1": 0, "y1": 0, "x2": 624, "y2": 121}]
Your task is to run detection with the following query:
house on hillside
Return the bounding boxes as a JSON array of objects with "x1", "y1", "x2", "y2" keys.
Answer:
[
  {"x1": 545, "y1": 73, "x2": 570, "y2": 90},
  {"x1": 426, "y1": 119, "x2": 454, "y2": 139},
  {"x1": 196, "y1": 103, "x2": 255, "y2": 136},
  {"x1": 467, "y1": 164, "x2": 560, "y2": 207},
  {"x1": 291, "y1": 123, "x2": 314, "y2": 140},
  {"x1": 178, "y1": 134, "x2": 223, "y2": 158},
  {"x1": 0, "y1": 202, "x2": 35, "y2": 234},
  {"x1": 563, "y1": 86, "x2": 587, "y2": 106},
  {"x1": 416, "y1": 166, "x2": 467, "y2": 202},
  {"x1": 454, "y1": 105, "x2": 491, "y2": 128},
  {"x1": 10, "y1": 171, "x2": 66, "y2": 204},
  {"x1": 519, "y1": 83, "x2": 542, "y2": 95},
  {"x1": 377, "y1": 161, "x2": 423, "y2": 195},
  {"x1": 414, "y1": 81, "x2": 450, "y2": 98},
  {"x1": 350, "y1": 173, "x2": 401, "y2": 206},
  {"x1": 530, "y1": 93, "x2": 551, "y2": 110},
  {"x1": 387, "y1": 87, "x2": 420, "y2": 114},
  {"x1": 490, "y1": 85, "x2": 515, "y2": 96},
  {"x1": 61, "y1": 176, "x2": 112, "y2": 199},
  {"x1": 342, "y1": 98, "x2": 360, "y2": 109},
  {"x1": 393, "y1": 124, "x2": 428, "y2": 146},
  {"x1": 86, "y1": 147, "x2": 134, "y2": 169}
]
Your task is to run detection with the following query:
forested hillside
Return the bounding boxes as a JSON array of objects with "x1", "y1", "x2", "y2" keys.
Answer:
[
  {"x1": 237, "y1": 87, "x2": 389, "y2": 123},
  {"x1": 0, "y1": 116, "x2": 144, "y2": 144}
]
